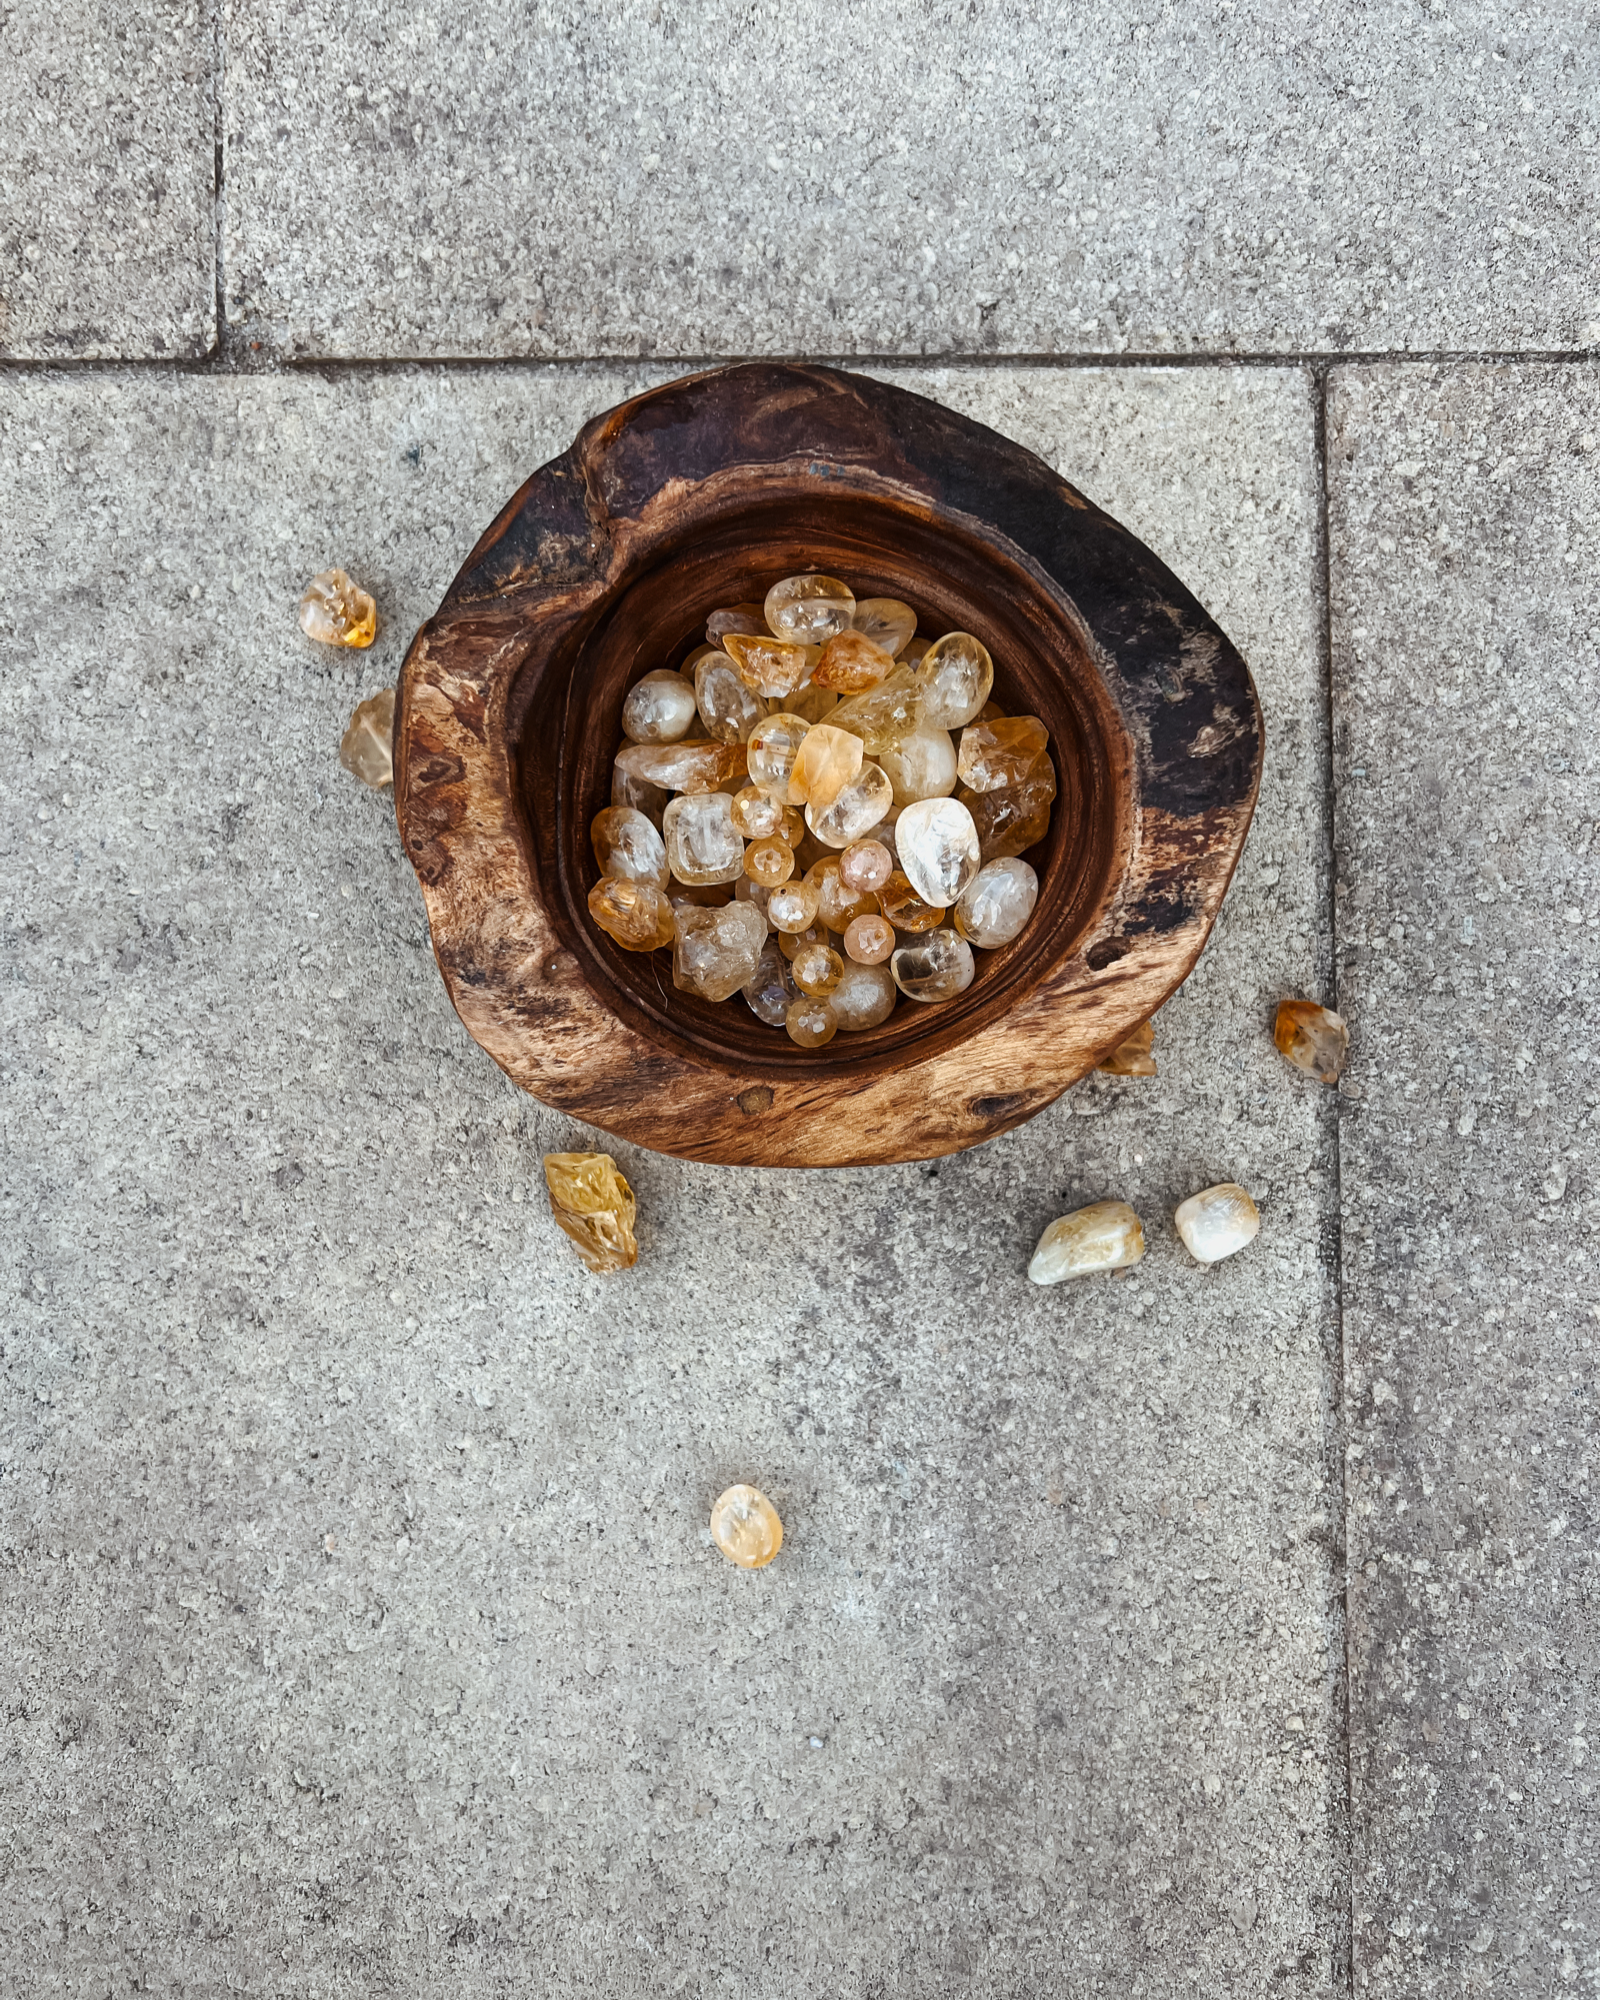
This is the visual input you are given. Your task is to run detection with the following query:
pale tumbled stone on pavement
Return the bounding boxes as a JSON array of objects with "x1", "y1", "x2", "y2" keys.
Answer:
[
  {"x1": 223, "y1": 0, "x2": 1600, "y2": 359},
  {"x1": 0, "y1": 364, "x2": 1334, "y2": 1993},
  {"x1": 0, "y1": 0, "x2": 214, "y2": 357},
  {"x1": 1329, "y1": 364, "x2": 1600, "y2": 1994}
]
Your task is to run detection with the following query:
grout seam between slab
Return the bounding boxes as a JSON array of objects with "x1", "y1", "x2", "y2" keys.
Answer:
[{"x1": 210, "y1": 0, "x2": 227, "y2": 366}]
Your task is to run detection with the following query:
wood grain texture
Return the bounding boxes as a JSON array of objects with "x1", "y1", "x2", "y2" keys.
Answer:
[{"x1": 394, "y1": 363, "x2": 1263, "y2": 1167}]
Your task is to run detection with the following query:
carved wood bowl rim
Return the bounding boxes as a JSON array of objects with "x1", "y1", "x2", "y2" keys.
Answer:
[{"x1": 394, "y1": 363, "x2": 1263, "y2": 1168}]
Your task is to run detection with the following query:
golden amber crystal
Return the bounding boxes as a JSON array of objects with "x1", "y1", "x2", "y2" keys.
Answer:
[
  {"x1": 914, "y1": 631, "x2": 993, "y2": 728},
  {"x1": 710, "y1": 1484, "x2": 784, "y2": 1567},
  {"x1": 788, "y1": 723, "x2": 863, "y2": 812},
  {"x1": 777, "y1": 921, "x2": 827, "y2": 962},
  {"x1": 723, "y1": 632, "x2": 821, "y2": 699},
  {"x1": 808, "y1": 856, "x2": 878, "y2": 934},
  {"x1": 1028, "y1": 1202, "x2": 1145, "y2": 1285},
  {"x1": 543, "y1": 1152, "x2": 639, "y2": 1273},
  {"x1": 805, "y1": 761, "x2": 894, "y2": 848},
  {"x1": 744, "y1": 836, "x2": 796, "y2": 887},
  {"x1": 588, "y1": 876, "x2": 676, "y2": 952},
  {"x1": 814, "y1": 629, "x2": 897, "y2": 693},
  {"x1": 765, "y1": 573, "x2": 855, "y2": 645},
  {"x1": 672, "y1": 902, "x2": 768, "y2": 1001},
  {"x1": 1098, "y1": 1019, "x2": 1157, "y2": 1077},
  {"x1": 878, "y1": 869, "x2": 945, "y2": 933},
  {"x1": 962, "y1": 754, "x2": 1057, "y2": 862},
  {"x1": 1175, "y1": 1183, "x2": 1261, "y2": 1264},
  {"x1": 791, "y1": 941, "x2": 845, "y2": 997},
  {"x1": 339, "y1": 686, "x2": 395, "y2": 788},
  {"x1": 785, "y1": 994, "x2": 838, "y2": 1048},
  {"x1": 957, "y1": 715, "x2": 1049, "y2": 791},
  {"x1": 844, "y1": 913, "x2": 895, "y2": 965},
  {"x1": 1274, "y1": 999, "x2": 1349, "y2": 1084},
  {"x1": 300, "y1": 568, "x2": 377, "y2": 648},
  {"x1": 767, "y1": 878, "x2": 822, "y2": 934},
  {"x1": 729, "y1": 785, "x2": 785, "y2": 839}
]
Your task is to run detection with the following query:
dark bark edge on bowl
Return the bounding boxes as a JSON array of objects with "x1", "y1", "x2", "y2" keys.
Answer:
[{"x1": 395, "y1": 362, "x2": 1262, "y2": 1168}]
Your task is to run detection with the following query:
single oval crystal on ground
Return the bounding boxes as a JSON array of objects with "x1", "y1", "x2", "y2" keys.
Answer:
[
  {"x1": 954, "y1": 856, "x2": 1038, "y2": 947},
  {"x1": 1028, "y1": 1201, "x2": 1145, "y2": 1284},
  {"x1": 711, "y1": 1484, "x2": 784, "y2": 1567},
  {"x1": 1097, "y1": 1018, "x2": 1157, "y2": 1076},
  {"x1": 1175, "y1": 1183, "x2": 1261, "y2": 1263},
  {"x1": 896, "y1": 796, "x2": 981, "y2": 907},
  {"x1": 300, "y1": 568, "x2": 377, "y2": 648},
  {"x1": 543, "y1": 1151, "x2": 639, "y2": 1273},
  {"x1": 339, "y1": 686, "x2": 396, "y2": 788},
  {"x1": 1274, "y1": 999, "x2": 1349, "y2": 1084},
  {"x1": 891, "y1": 928, "x2": 975, "y2": 1003},
  {"x1": 663, "y1": 792, "x2": 745, "y2": 886},
  {"x1": 765, "y1": 573, "x2": 856, "y2": 645},
  {"x1": 672, "y1": 902, "x2": 768, "y2": 1001}
]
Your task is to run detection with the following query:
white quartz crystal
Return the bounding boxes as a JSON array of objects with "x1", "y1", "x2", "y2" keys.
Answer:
[{"x1": 895, "y1": 797, "x2": 981, "y2": 907}]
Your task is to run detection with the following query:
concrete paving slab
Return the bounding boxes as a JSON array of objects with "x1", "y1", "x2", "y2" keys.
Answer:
[
  {"x1": 1329, "y1": 364, "x2": 1600, "y2": 1992},
  {"x1": 0, "y1": 0, "x2": 215, "y2": 358},
  {"x1": 1, "y1": 362, "x2": 1337, "y2": 1993},
  {"x1": 221, "y1": 0, "x2": 1600, "y2": 361}
]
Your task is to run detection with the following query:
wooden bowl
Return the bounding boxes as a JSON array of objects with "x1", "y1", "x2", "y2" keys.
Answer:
[{"x1": 395, "y1": 363, "x2": 1261, "y2": 1168}]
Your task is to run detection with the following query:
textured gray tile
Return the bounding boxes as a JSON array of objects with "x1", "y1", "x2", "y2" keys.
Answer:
[
  {"x1": 221, "y1": 0, "x2": 1600, "y2": 361},
  {"x1": 1329, "y1": 364, "x2": 1600, "y2": 1993},
  {"x1": 0, "y1": 363, "x2": 1336, "y2": 1993},
  {"x1": 0, "y1": 0, "x2": 214, "y2": 358}
]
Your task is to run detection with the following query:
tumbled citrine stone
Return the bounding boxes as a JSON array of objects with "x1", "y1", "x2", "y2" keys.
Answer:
[
  {"x1": 1028, "y1": 1202, "x2": 1145, "y2": 1285},
  {"x1": 672, "y1": 902, "x2": 768, "y2": 1001},
  {"x1": 851, "y1": 597, "x2": 917, "y2": 659},
  {"x1": 724, "y1": 632, "x2": 820, "y2": 699},
  {"x1": 663, "y1": 792, "x2": 745, "y2": 886},
  {"x1": 339, "y1": 686, "x2": 395, "y2": 788},
  {"x1": 746, "y1": 713, "x2": 811, "y2": 803},
  {"x1": 829, "y1": 665, "x2": 922, "y2": 754},
  {"x1": 777, "y1": 921, "x2": 827, "y2": 962},
  {"x1": 844, "y1": 913, "x2": 895, "y2": 965},
  {"x1": 962, "y1": 755, "x2": 1057, "y2": 862},
  {"x1": 896, "y1": 797, "x2": 981, "y2": 907},
  {"x1": 878, "y1": 869, "x2": 945, "y2": 933},
  {"x1": 1098, "y1": 1019, "x2": 1157, "y2": 1076},
  {"x1": 590, "y1": 805, "x2": 669, "y2": 889},
  {"x1": 791, "y1": 941, "x2": 844, "y2": 997},
  {"x1": 788, "y1": 723, "x2": 863, "y2": 812},
  {"x1": 831, "y1": 959, "x2": 897, "y2": 1030},
  {"x1": 543, "y1": 1152, "x2": 639, "y2": 1273},
  {"x1": 890, "y1": 927, "x2": 975, "y2": 1004},
  {"x1": 765, "y1": 573, "x2": 855, "y2": 645},
  {"x1": 588, "y1": 876, "x2": 676, "y2": 951},
  {"x1": 1274, "y1": 999, "x2": 1349, "y2": 1084},
  {"x1": 300, "y1": 568, "x2": 377, "y2": 648},
  {"x1": 622, "y1": 669, "x2": 699, "y2": 744},
  {"x1": 711, "y1": 1484, "x2": 783, "y2": 1566},
  {"x1": 785, "y1": 994, "x2": 838, "y2": 1048},
  {"x1": 879, "y1": 723, "x2": 958, "y2": 809},
  {"x1": 742, "y1": 940, "x2": 795, "y2": 1026},
  {"x1": 1175, "y1": 1183, "x2": 1261, "y2": 1264},
  {"x1": 814, "y1": 629, "x2": 896, "y2": 692},
  {"x1": 957, "y1": 716, "x2": 1049, "y2": 791},
  {"x1": 914, "y1": 631, "x2": 993, "y2": 728},
  {"x1": 954, "y1": 856, "x2": 1038, "y2": 947},
  {"x1": 615, "y1": 739, "x2": 746, "y2": 796},
  {"x1": 729, "y1": 785, "x2": 784, "y2": 839},
  {"x1": 706, "y1": 602, "x2": 766, "y2": 646},
  {"x1": 744, "y1": 836, "x2": 796, "y2": 887},
  {"x1": 691, "y1": 647, "x2": 768, "y2": 745}
]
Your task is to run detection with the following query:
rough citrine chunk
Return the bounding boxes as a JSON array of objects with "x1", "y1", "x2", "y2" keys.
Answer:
[
  {"x1": 300, "y1": 568, "x2": 377, "y2": 648},
  {"x1": 765, "y1": 573, "x2": 855, "y2": 645},
  {"x1": 878, "y1": 870, "x2": 945, "y2": 933},
  {"x1": 957, "y1": 716, "x2": 1049, "y2": 791},
  {"x1": 724, "y1": 631, "x2": 820, "y2": 699},
  {"x1": 829, "y1": 665, "x2": 922, "y2": 754},
  {"x1": 1097, "y1": 1019, "x2": 1157, "y2": 1077},
  {"x1": 914, "y1": 631, "x2": 993, "y2": 728},
  {"x1": 710, "y1": 1484, "x2": 784, "y2": 1567},
  {"x1": 543, "y1": 1152, "x2": 639, "y2": 1273},
  {"x1": 339, "y1": 686, "x2": 395, "y2": 788},
  {"x1": 588, "y1": 876, "x2": 676, "y2": 951},
  {"x1": 672, "y1": 902, "x2": 768, "y2": 1001},
  {"x1": 962, "y1": 754, "x2": 1057, "y2": 861},
  {"x1": 896, "y1": 796, "x2": 981, "y2": 907},
  {"x1": 891, "y1": 927, "x2": 975, "y2": 1003},
  {"x1": 954, "y1": 857, "x2": 1038, "y2": 947},
  {"x1": 1175, "y1": 1183, "x2": 1261, "y2": 1264},
  {"x1": 1274, "y1": 999, "x2": 1349, "y2": 1084},
  {"x1": 663, "y1": 792, "x2": 745, "y2": 886},
  {"x1": 788, "y1": 723, "x2": 863, "y2": 812},
  {"x1": 591, "y1": 805, "x2": 669, "y2": 889},
  {"x1": 814, "y1": 629, "x2": 896, "y2": 693},
  {"x1": 615, "y1": 739, "x2": 746, "y2": 797},
  {"x1": 1028, "y1": 1202, "x2": 1145, "y2": 1284}
]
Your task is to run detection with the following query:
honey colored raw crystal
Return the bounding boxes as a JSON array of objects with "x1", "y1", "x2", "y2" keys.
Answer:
[
  {"x1": 787, "y1": 682, "x2": 840, "y2": 726},
  {"x1": 765, "y1": 573, "x2": 855, "y2": 645},
  {"x1": 672, "y1": 902, "x2": 768, "y2": 1001},
  {"x1": 1028, "y1": 1202, "x2": 1145, "y2": 1284},
  {"x1": 591, "y1": 805, "x2": 669, "y2": 889},
  {"x1": 914, "y1": 631, "x2": 993, "y2": 729},
  {"x1": 1175, "y1": 1183, "x2": 1261, "y2": 1264},
  {"x1": 1274, "y1": 999, "x2": 1349, "y2": 1084},
  {"x1": 723, "y1": 631, "x2": 821, "y2": 699},
  {"x1": 543, "y1": 1152, "x2": 639, "y2": 1273},
  {"x1": 814, "y1": 629, "x2": 896, "y2": 693},
  {"x1": 785, "y1": 994, "x2": 838, "y2": 1048},
  {"x1": 829, "y1": 665, "x2": 923, "y2": 755},
  {"x1": 710, "y1": 1484, "x2": 784, "y2": 1567},
  {"x1": 300, "y1": 568, "x2": 377, "y2": 648},
  {"x1": 957, "y1": 715, "x2": 1049, "y2": 791},
  {"x1": 851, "y1": 597, "x2": 917, "y2": 658},
  {"x1": 615, "y1": 739, "x2": 746, "y2": 796},
  {"x1": 705, "y1": 602, "x2": 766, "y2": 645},
  {"x1": 878, "y1": 870, "x2": 945, "y2": 933},
  {"x1": 588, "y1": 876, "x2": 676, "y2": 951},
  {"x1": 962, "y1": 754, "x2": 1057, "y2": 862},
  {"x1": 339, "y1": 686, "x2": 396, "y2": 788},
  {"x1": 1098, "y1": 1019, "x2": 1157, "y2": 1077},
  {"x1": 788, "y1": 723, "x2": 863, "y2": 812}
]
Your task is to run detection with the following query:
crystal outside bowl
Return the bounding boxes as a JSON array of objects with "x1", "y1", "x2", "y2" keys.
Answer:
[{"x1": 394, "y1": 363, "x2": 1262, "y2": 1168}]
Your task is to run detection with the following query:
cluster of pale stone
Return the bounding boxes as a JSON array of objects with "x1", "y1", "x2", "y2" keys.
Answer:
[{"x1": 588, "y1": 573, "x2": 1053, "y2": 1048}]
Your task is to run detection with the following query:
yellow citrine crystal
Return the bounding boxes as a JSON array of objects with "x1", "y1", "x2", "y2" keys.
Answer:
[
  {"x1": 587, "y1": 876, "x2": 676, "y2": 952},
  {"x1": 1274, "y1": 999, "x2": 1349, "y2": 1084},
  {"x1": 1175, "y1": 1183, "x2": 1261, "y2": 1264},
  {"x1": 724, "y1": 631, "x2": 821, "y2": 699},
  {"x1": 1097, "y1": 1019, "x2": 1157, "y2": 1077},
  {"x1": 814, "y1": 629, "x2": 896, "y2": 693},
  {"x1": 788, "y1": 723, "x2": 863, "y2": 812},
  {"x1": 543, "y1": 1152, "x2": 639, "y2": 1273},
  {"x1": 1028, "y1": 1202, "x2": 1145, "y2": 1284},
  {"x1": 710, "y1": 1484, "x2": 784, "y2": 1568},
  {"x1": 300, "y1": 568, "x2": 377, "y2": 648},
  {"x1": 339, "y1": 686, "x2": 395, "y2": 788}
]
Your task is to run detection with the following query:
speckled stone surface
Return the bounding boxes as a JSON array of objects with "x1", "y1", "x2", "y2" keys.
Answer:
[
  {"x1": 219, "y1": 0, "x2": 1600, "y2": 361},
  {"x1": 1329, "y1": 364, "x2": 1600, "y2": 1993},
  {"x1": 0, "y1": 364, "x2": 1337, "y2": 1993},
  {"x1": 0, "y1": 0, "x2": 214, "y2": 358}
]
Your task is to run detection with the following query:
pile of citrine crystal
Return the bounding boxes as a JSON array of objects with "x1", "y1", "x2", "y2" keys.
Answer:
[{"x1": 587, "y1": 572, "x2": 1054, "y2": 1049}]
